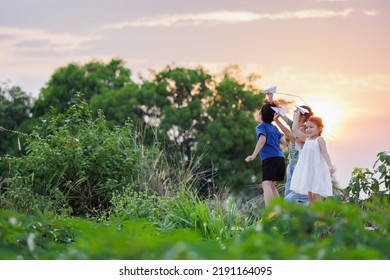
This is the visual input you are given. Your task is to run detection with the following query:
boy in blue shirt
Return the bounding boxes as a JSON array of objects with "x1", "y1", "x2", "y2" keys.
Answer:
[{"x1": 245, "y1": 101, "x2": 286, "y2": 207}]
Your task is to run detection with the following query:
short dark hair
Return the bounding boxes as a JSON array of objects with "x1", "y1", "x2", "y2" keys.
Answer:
[{"x1": 261, "y1": 101, "x2": 278, "y2": 123}]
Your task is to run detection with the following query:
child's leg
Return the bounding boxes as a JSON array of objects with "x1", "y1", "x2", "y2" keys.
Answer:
[
  {"x1": 262, "y1": 181, "x2": 279, "y2": 206},
  {"x1": 308, "y1": 192, "x2": 323, "y2": 203},
  {"x1": 271, "y1": 181, "x2": 280, "y2": 197}
]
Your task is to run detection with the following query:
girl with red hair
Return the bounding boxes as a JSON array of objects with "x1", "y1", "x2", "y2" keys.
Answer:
[{"x1": 290, "y1": 113, "x2": 335, "y2": 203}]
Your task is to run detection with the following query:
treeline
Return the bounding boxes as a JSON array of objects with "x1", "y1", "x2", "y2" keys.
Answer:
[{"x1": 0, "y1": 59, "x2": 264, "y2": 189}]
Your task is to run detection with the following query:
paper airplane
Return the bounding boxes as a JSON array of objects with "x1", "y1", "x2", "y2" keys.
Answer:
[
  {"x1": 271, "y1": 106, "x2": 288, "y2": 117},
  {"x1": 261, "y1": 87, "x2": 309, "y2": 105},
  {"x1": 294, "y1": 105, "x2": 309, "y2": 114},
  {"x1": 262, "y1": 86, "x2": 277, "y2": 94}
]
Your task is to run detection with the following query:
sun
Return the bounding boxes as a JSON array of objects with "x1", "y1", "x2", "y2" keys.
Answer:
[
  {"x1": 303, "y1": 98, "x2": 346, "y2": 141},
  {"x1": 273, "y1": 91, "x2": 349, "y2": 142}
]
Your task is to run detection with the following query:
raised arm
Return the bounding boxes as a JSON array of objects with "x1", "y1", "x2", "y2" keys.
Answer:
[
  {"x1": 245, "y1": 134, "x2": 266, "y2": 162},
  {"x1": 274, "y1": 113, "x2": 295, "y2": 143},
  {"x1": 279, "y1": 114, "x2": 289, "y2": 123},
  {"x1": 292, "y1": 110, "x2": 306, "y2": 142},
  {"x1": 266, "y1": 92, "x2": 273, "y2": 103}
]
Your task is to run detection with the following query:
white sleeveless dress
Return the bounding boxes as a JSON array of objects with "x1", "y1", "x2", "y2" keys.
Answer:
[{"x1": 290, "y1": 137, "x2": 333, "y2": 197}]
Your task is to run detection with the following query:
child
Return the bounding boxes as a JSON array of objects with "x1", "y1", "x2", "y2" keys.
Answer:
[
  {"x1": 290, "y1": 112, "x2": 335, "y2": 203},
  {"x1": 269, "y1": 92, "x2": 313, "y2": 205},
  {"x1": 245, "y1": 100, "x2": 287, "y2": 207}
]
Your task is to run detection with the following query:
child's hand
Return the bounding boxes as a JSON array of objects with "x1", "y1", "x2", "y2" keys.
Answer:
[
  {"x1": 245, "y1": 155, "x2": 255, "y2": 162},
  {"x1": 266, "y1": 92, "x2": 274, "y2": 102},
  {"x1": 293, "y1": 110, "x2": 301, "y2": 122},
  {"x1": 293, "y1": 110, "x2": 301, "y2": 117}
]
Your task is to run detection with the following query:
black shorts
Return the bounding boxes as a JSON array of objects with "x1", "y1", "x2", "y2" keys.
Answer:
[{"x1": 262, "y1": 157, "x2": 286, "y2": 182}]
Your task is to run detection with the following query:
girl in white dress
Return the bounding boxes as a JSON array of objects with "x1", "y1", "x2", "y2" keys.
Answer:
[{"x1": 290, "y1": 112, "x2": 335, "y2": 203}]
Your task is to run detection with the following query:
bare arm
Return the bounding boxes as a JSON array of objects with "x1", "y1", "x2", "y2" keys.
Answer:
[
  {"x1": 274, "y1": 114, "x2": 295, "y2": 143},
  {"x1": 245, "y1": 134, "x2": 266, "y2": 162},
  {"x1": 318, "y1": 136, "x2": 336, "y2": 174},
  {"x1": 266, "y1": 92, "x2": 273, "y2": 103},
  {"x1": 292, "y1": 111, "x2": 306, "y2": 142},
  {"x1": 279, "y1": 114, "x2": 289, "y2": 123},
  {"x1": 279, "y1": 135, "x2": 288, "y2": 150}
]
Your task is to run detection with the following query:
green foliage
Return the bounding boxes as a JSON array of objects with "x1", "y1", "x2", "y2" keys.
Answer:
[
  {"x1": 110, "y1": 187, "x2": 171, "y2": 223},
  {"x1": 342, "y1": 151, "x2": 389, "y2": 207},
  {"x1": 142, "y1": 65, "x2": 264, "y2": 188},
  {"x1": 26, "y1": 60, "x2": 265, "y2": 189},
  {"x1": 1, "y1": 197, "x2": 389, "y2": 260},
  {"x1": 135, "y1": 66, "x2": 215, "y2": 158},
  {"x1": 0, "y1": 209, "x2": 76, "y2": 259},
  {"x1": 251, "y1": 198, "x2": 390, "y2": 259},
  {"x1": 0, "y1": 81, "x2": 32, "y2": 156},
  {"x1": 108, "y1": 151, "x2": 218, "y2": 228},
  {"x1": 89, "y1": 83, "x2": 140, "y2": 127},
  {"x1": 131, "y1": 138, "x2": 207, "y2": 197},
  {"x1": 166, "y1": 188, "x2": 252, "y2": 240},
  {"x1": 199, "y1": 74, "x2": 262, "y2": 186},
  {"x1": 1, "y1": 96, "x2": 144, "y2": 216},
  {"x1": 2, "y1": 59, "x2": 389, "y2": 261},
  {"x1": 32, "y1": 58, "x2": 135, "y2": 117}
]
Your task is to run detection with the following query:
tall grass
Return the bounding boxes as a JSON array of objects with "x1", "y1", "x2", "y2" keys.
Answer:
[{"x1": 166, "y1": 188, "x2": 250, "y2": 240}]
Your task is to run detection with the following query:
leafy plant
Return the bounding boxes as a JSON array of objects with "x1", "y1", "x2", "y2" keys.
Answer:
[
  {"x1": 0, "y1": 209, "x2": 76, "y2": 259},
  {"x1": 1, "y1": 96, "x2": 145, "y2": 216},
  {"x1": 0, "y1": 81, "x2": 32, "y2": 156},
  {"x1": 109, "y1": 186, "x2": 171, "y2": 222},
  {"x1": 342, "y1": 151, "x2": 389, "y2": 207},
  {"x1": 2, "y1": 197, "x2": 390, "y2": 260}
]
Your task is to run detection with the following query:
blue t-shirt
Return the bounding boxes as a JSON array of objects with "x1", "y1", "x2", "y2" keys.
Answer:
[{"x1": 256, "y1": 122, "x2": 284, "y2": 160}]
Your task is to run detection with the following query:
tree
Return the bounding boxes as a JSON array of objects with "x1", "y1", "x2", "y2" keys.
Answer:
[
  {"x1": 29, "y1": 59, "x2": 267, "y2": 189},
  {"x1": 150, "y1": 66, "x2": 213, "y2": 153},
  {"x1": 89, "y1": 82, "x2": 141, "y2": 127},
  {"x1": 199, "y1": 70, "x2": 263, "y2": 188},
  {"x1": 32, "y1": 58, "x2": 135, "y2": 118},
  {"x1": 0, "y1": 81, "x2": 32, "y2": 156},
  {"x1": 139, "y1": 65, "x2": 264, "y2": 189}
]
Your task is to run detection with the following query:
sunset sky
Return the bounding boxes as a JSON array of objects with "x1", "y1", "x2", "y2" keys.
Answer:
[{"x1": 1, "y1": 0, "x2": 389, "y2": 188}]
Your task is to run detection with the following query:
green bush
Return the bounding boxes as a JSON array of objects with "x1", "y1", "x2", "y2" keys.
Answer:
[
  {"x1": 110, "y1": 187, "x2": 171, "y2": 222},
  {"x1": 1, "y1": 96, "x2": 145, "y2": 216},
  {"x1": 342, "y1": 151, "x2": 389, "y2": 208}
]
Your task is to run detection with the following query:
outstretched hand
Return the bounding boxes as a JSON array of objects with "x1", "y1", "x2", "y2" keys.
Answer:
[{"x1": 245, "y1": 155, "x2": 255, "y2": 162}]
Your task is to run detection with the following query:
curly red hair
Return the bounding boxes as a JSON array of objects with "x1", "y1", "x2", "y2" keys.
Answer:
[{"x1": 307, "y1": 116, "x2": 324, "y2": 135}]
